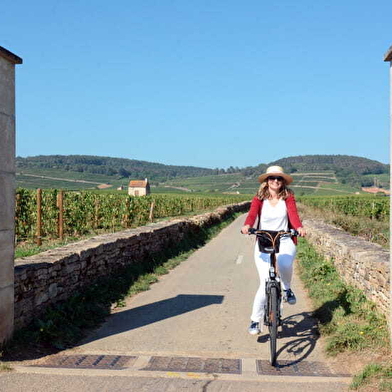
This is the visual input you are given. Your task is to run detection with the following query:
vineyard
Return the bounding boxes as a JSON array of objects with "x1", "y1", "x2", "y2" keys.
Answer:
[
  {"x1": 15, "y1": 188, "x2": 250, "y2": 245},
  {"x1": 15, "y1": 189, "x2": 390, "y2": 249},
  {"x1": 297, "y1": 194, "x2": 390, "y2": 248},
  {"x1": 297, "y1": 195, "x2": 389, "y2": 222}
]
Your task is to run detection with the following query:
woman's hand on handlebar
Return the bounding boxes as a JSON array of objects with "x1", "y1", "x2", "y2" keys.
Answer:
[
  {"x1": 241, "y1": 225, "x2": 250, "y2": 234},
  {"x1": 242, "y1": 226, "x2": 306, "y2": 236}
]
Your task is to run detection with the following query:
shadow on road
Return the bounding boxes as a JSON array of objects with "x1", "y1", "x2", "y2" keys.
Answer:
[
  {"x1": 257, "y1": 311, "x2": 319, "y2": 365},
  {"x1": 79, "y1": 294, "x2": 225, "y2": 344},
  {"x1": 2, "y1": 294, "x2": 224, "y2": 363}
]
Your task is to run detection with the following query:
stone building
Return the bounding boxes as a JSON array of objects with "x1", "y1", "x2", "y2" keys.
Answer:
[
  {"x1": 0, "y1": 46, "x2": 22, "y2": 344},
  {"x1": 128, "y1": 178, "x2": 150, "y2": 196}
]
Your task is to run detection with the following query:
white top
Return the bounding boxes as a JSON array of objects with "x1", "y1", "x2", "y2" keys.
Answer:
[{"x1": 260, "y1": 199, "x2": 288, "y2": 231}]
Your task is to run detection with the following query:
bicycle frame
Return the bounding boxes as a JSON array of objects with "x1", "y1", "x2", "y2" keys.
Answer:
[
  {"x1": 264, "y1": 252, "x2": 282, "y2": 327},
  {"x1": 264, "y1": 245, "x2": 282, "y2": 366}
]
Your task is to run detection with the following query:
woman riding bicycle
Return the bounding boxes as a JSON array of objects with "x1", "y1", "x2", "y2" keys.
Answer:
[{"x1": 241, "y1": 166, "x2": 306, "y2": 335}]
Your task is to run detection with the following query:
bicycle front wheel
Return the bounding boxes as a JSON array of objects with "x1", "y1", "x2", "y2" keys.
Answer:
[{"x1": 268, "y1": 285, "x2": 279, "y2": 366}]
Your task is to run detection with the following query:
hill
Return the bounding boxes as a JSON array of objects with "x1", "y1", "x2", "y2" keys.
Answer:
[
  {"x1": 156, "y1": 155, "x2": 389, "y2": 195},
  {"x1": 160, "y1": 170, "x2": 364, "y2": 196},
  {"x1": 15, "y1": 154, "x2": 389, "y2": 194},
  {"x1": 270, "y1": 155, "x2": 387, "y2": 175},
  {"x1": 16, "y1": 155, "x2": 218, "y2": 186},
  {"x1": 270, "y1": 155, "x2": 389, "y2": 189}
]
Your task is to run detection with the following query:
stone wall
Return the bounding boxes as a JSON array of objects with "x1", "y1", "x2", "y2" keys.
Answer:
[
  {"x1": 12, "y1": 205, "x2": 390, "y2": 331},
  {"x1": 303, "y1": 218, "x2": 390, "y2": 317},
  {"x1": 0, "y1": 47, "x2": 22, "y2": 343},
  {"x1": 14, "y1": 202, "x2": 250, "y2": 330}
]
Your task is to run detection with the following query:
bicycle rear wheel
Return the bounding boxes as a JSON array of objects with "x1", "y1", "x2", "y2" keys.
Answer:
[{"x1": 268, "y1": 285, "x2": 279, "y2": 366}]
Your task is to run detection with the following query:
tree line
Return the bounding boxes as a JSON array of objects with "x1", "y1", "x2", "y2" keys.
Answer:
[{"x1": 16, "y1": 155, "x2": 221, "y2": 182}]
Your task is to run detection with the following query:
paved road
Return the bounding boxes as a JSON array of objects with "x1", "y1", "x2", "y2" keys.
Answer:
[{"x1": 0, "y1": 215, "x2": 352, "y2": 391}]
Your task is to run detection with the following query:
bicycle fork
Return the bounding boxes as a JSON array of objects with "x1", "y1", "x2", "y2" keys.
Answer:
[{"x1": 264, "y1": 268, "x2": 283, "y2": 328}]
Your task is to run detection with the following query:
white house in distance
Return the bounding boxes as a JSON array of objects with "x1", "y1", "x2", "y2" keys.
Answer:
[{"x1": 128, "y1": 178, "x2": 150, "y2": 196}]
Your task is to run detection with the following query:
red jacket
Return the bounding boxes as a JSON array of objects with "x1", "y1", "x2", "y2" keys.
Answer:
[{"x1": 244, "y1": 195, "x2": 303, "y2": 244}]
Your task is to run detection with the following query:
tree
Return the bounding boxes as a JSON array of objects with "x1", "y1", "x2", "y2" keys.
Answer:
[{"x1": 118, "y1": 167, "x2": 130, "y2": 177}]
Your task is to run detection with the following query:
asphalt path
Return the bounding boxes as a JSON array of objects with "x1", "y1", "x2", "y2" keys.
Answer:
[{"x1": 0, "y1": 214, "x2": 351, "y2": 391}]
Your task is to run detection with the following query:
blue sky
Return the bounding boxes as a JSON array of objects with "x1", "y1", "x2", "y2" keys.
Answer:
[{"x1": 2, "y1": 0, "x2": 391, "y2": 169}]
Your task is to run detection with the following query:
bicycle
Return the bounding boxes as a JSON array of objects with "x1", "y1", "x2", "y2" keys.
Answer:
[{"x1": 248, "y1": 228, "x2": 298, "y2": 366}]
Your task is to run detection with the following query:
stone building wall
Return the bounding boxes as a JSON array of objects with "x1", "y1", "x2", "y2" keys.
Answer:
[
  {"x1": 0, "y1": 47, "x2": 22, "y2": 343},
  {"x1": 14, "y1": 202, "x2": 250, "y2": 330},
  {"x1": 303, "y1": 218, "x2": 390, "y2": 317}
]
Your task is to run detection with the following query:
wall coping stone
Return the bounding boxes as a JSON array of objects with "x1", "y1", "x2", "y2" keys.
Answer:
[{"x1": 0, "y1": 46, "x2": 23, "y2": 64}]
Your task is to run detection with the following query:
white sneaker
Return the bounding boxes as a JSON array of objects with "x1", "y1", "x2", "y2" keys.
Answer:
[
  {"x1": 248, "y1": 321, "x2": 262, "y2": 335},
  {"x1": 284, "y1": 289, "x2": 296, "y2": 305}
]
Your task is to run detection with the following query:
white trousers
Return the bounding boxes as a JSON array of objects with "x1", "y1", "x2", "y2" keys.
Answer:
[{"x1": 250, "y1": 238, "x2": 297, "y2": 322}]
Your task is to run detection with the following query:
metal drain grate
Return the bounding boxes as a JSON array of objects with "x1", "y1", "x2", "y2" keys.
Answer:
[
  {"x1": 35, "y1": 355, "x2": 137, "y2": 369},
  {"x1": 143, "y1": 356, "x2": 242, "y2": 374},
  {"x1": 256, "y1": 360, "x2": 351, "y2": 377}
]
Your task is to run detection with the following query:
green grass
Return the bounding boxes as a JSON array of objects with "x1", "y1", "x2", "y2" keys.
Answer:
[
  {"x1": 362, "y1": 173, "x2": 390, "y2": 189},
  {"x1": 312, "y1": 189, "x2": 359, "y2": 196},
  {"x1": 291, "y1": 188, "x2": 319, "y2": 196},
  {"x1": 310, "y1": 178, "x2": 337, "y2": 182},
  {"x1": 17, "y1": 167, "x2": 118, "y2": 182},
  {"x1": 297, "y1": 238, "x2": 391, "y2": 390},
  {"x1": 351, "y1": 363, "x2": 392, "y2": 391},
  {"x1": 16, "y1": 168, "x2": 130, "y2": 190},
  {"x1": 0, "y1": 361, "x2": 12, "y2": 372},
  {"x1": 163, "y1": 173, "x2": 247, "y2": 193},
  {"x1": 297, "y1": 201, "x2": 391, "y2": 390},
  {"x1": 15, "y1": 235, "x2": 101, "y2": 259},
  {"x1": 16, "y1": 174, "x2": 100, "y2": 190},
  {"x1": 294, "y1": 181, "x2": 320, "y2": 187},
  {"x1": 297, "y1": 239, "x2": 390, "y2": 355},
  {"x1": 151, "y1": 186, "x2": 191, "y2": 194},
  {"x1": 317, "y1": 183, "x2": 363, "y2": 192},
  {"x1": 3, "y1": 212, "x2": 241, "y2": 357},
  {"x1": 289, "y1": 172, "x2": 364, "y2": 195}
]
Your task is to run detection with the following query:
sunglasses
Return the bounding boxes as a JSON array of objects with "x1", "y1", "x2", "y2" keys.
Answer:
[{"x1": 267, "y1": 176, "x2": 284, "y2": 182}]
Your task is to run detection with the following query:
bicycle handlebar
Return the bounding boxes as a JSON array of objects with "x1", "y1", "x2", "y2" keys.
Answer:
[{"x1": 247, "y1": 228, "x2": 299, "y2": 237}]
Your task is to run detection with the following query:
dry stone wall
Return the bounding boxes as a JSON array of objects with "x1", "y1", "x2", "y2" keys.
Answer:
[
  {"x1": 14, "y1": 202, "x2": 250, "y2": 330},
  {"x1": 13, "y1": 204, "x2": 390, "y2": 331},
  {"x1": 303, "y1": 218, "x2": 390, "y2": 317}
]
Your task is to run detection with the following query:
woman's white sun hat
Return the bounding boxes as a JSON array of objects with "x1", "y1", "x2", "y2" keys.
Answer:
[{"x1": 258, "y1": 165, "x2": 293, "y2": 185}]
